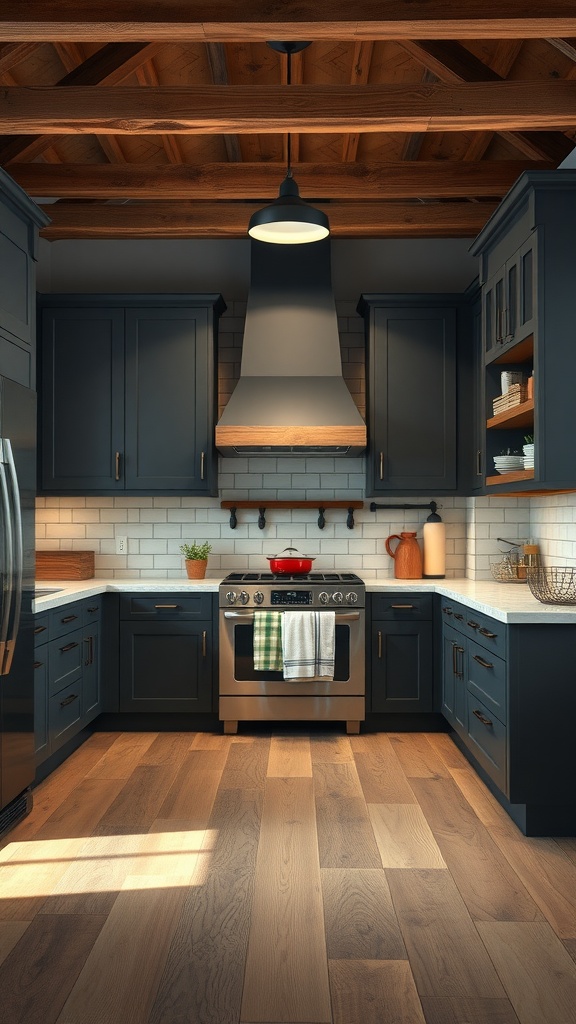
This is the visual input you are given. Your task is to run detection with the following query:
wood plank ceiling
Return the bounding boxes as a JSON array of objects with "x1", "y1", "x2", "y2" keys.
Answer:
[{"x1": 1, "y1": 2, "x2": 576, "y2": 239}]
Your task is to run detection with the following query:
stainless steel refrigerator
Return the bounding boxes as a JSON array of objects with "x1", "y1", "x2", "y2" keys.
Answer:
[{"x1": 0, "y1": 376, "x2": 35, "y2": 832}]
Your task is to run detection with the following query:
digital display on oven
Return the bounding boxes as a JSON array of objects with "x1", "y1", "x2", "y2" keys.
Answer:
[{"x1": 271, "y1": 590, "x2": 313, "y2": 605}]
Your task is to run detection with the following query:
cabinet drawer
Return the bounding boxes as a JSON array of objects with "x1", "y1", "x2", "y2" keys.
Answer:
[
  {"x1": 48, "y1": 626, "x2": 83, "y2": 695},
  {"x1": 34, "y1": 614, "x2": 50, "y2": 646},
  {"x1": 467, "y1": 693, "x2": 507, "y2": 793},
  {"x1": 49, "y1": 682, "x2": 82, "y2": 751},
  {"x1": 468, "y1": 641, "x2": 507, "y2": 725},
  {"x1": 371, "y1": 594, "x2": 432, "y2": 620},
  {"x1": 49, "y1": 603, "x2": 83, "y2": 639},
  {"x1": 120, "y1": 594, "x2": 212, "y2": 620},
  {"x1": 464, "y1": 612, "x2": 507, "y2": 660}
]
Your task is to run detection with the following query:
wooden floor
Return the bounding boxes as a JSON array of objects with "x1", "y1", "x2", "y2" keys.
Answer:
[{"x1": 1, "y1": 729, "x2": 576, "y2": 1024}]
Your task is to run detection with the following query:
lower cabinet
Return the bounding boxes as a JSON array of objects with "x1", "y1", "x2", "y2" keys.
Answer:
[
  {"x1": 119, "y1": 594, "x2": 214, "y2": 713},
  {"x1": 440, "y1": 600, "x2": 508, "y2": 793},
  {"x1": 369, "y1": 594, "x2": 434, "y2": 713},
  {"x1": 34, "y1": 598, "x2": 102, "y2": 766}
]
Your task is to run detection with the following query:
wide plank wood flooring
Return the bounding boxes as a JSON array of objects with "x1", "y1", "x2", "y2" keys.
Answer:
[{"x1": 1, "y1": 728, "x2": 576, "y2": 1024}]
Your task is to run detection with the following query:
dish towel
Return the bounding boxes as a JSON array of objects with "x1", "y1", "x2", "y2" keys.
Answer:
[
  {"x1": 282, "y1": 610, "x2": 336, "y2": 680},
  {"x1": 253, "y1": 610, "x2": 284, "y2": 671}
]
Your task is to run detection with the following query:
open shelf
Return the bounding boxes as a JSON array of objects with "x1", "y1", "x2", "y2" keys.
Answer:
[
  {"x1": 486, "y1": 469, "x2": 535, "y2": 487},
  {"x1": 486, "y1": 398, "x2": 534, "y2": 431},
  {"x1": 491, "y1": 334, "x2": 534, "y2": 365}
]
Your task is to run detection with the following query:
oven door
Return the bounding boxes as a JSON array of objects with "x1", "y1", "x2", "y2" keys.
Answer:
[{"x1": 219, "y1": 609, "x2": 365, "y2": 697}]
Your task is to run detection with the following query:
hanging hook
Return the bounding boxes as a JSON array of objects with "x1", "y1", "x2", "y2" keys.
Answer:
[
  {"x1": 258, "y1": 507, "x2": 266, "y2": 529},
  {"x1": 317, "y1": 507, "x2": 326, "y2": 530},
  {"x1": 229, "y1": 507, "x2": 237, "y2": 530}
]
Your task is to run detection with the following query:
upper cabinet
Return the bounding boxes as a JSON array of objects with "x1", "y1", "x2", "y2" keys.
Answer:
[
  {"x1": 0, "y1": 169, "x2": 49, "y2": 388},
  {"x1": 38, "y1": 294, "x2": 225, "y2": 496},
  {"x1": 359, "y1": 294, "x2": 472, "y2": 496},
  {"x1": 470, "y1": 170, "x2": 576, "y2": 494}
]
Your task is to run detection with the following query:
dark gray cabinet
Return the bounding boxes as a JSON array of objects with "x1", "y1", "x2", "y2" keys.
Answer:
[
  {"x1": 369, "y1": 594, "x2": 433, "y2": 713},
  {"x1": 39, "y1": 294, "x2": 225, "y2": 496},
  {"x1": 0, "y1": 168, "x2": 49, "y2": 388},
  {"x1": 119, "y1": 593, "x2": 214, "y2": 713},
  {"x1": 359, "y1": 295, "x2": 463, "y2": 495},
  {"x1": 34, "y1": 597, "x2": 102, "y2": 766},
  {"x1": 471, "y1": 170, "x2": 576, "y2": 493}
]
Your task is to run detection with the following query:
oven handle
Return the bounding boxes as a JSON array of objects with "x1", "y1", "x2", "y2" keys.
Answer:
[{"x1": 222, "y1": 610, "x2": 361, "y2": 622}]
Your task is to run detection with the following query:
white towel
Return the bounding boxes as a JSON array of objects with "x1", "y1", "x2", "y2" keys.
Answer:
[{"x1": 282, "y1": 610, "x2": 335, "y2": 680}]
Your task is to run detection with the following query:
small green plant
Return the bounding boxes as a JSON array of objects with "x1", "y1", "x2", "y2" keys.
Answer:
[
  {"x1": 524, "y1": 433, "x2": 534, "y2": 444},
  {"x1": 180, "y1": 541, "x2": 212, "y2": 561}
]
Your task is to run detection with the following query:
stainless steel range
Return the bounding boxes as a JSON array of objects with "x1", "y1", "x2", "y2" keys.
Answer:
[{"x1": 218, "y1": 572, "x2": 365, "y2": 734}]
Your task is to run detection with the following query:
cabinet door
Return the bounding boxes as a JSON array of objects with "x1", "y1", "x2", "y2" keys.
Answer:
[
  {"x1": 119, "y1": 620, "x2": 213, "y2": 712},
  {"x1": 441, "y1": 623, "x2": 467, "y2": 736},
  {"x1": 34, "y1": 649, "x2": 49, "y2": 763},
  {"x1": 40, "y1": 307, "x2": 125, "y2": 491},
  {"x1": 124, "y1": 307, "x2": 213, "y2": 492},
  {"x1": 368, "y1": 306, "x2": 457, "y2": 493},
  {"x1": 371, "y1": 621, "x2": 433, "y2": 713},
  {"x1": 82, "y1": 625, "x2": 100, "y2": 721}
]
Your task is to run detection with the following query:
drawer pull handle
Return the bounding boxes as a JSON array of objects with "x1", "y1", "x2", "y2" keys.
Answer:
[
  {"x1": 34, "y1": 625, "x2": 47, "y2": 635},
  {"x1": 478, "y1": 627, "x2": 497, "y2": 639},
  {"x1": 84, "y1": 636, "x2": 94, "y2": 666},
  {"x1": 34, "y1": 660, "x2": 43, "y2": 669},
  {"x1": 467, "y1": 620, "x2": 480, "y2": 629},
  {"x1": 472, "y1": 707, "x2": 493, "y2": 728},
  {"x1": 390, "y1": 604, "x2": 415, "y2": 609},
  {"x1": 61, "y1": 615, "x2": 78, "y2": 624},
  {"x1": 154, "y1": 604, "x2": 180, "y2": 609},
  {"x1": 442, "y1": 607, "x2": 453, "y2": 615},
  {"x1": 200, "y1": 451, "x2": 205, "y2": 480},
  {"x1": 115, "y1": 451, "x2": 121, "y2": 481},
  {"x1": 452, "y1": 641, "x2": 458, "y2": 674},
  {"x1": 379, "y1": 451, "x2": 384, "y2": 480},
  {"x1": 60, "y1": 693, "x2": 79, "y2": 708},
  {"x1": 453, "y1": 613, "x2": 464, "y2": 621},
  {"x1": 473, "y1": 654, "x2": 493, "y2": 669},
  {"x1": 202, "y1": 630, "x2": 207, "y2": 657},
  {"x1": 59, "y1": 641, "x2": 79, "y2": 653},
  {"x1": 87, "y1": 606, "x2": 99, "y2": 614}
]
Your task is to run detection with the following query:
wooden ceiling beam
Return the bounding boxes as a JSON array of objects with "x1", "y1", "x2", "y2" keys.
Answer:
[
  {"x1": 38, "y1": 199, "x2": 498, "y2": 240},
  {"x1": 2, "y1": 3, "x2": 576, "y2": 42},
  {"x1": 342, "y1": 41, "x2": 374, "y2": 163},
  {"x1": 547, "y1": 37, "x2": 576, "y2": 63},
  {"x1": 400, "y1": 39, "x2": 573, "y2": 163},
  {"x1": 205, "y1": 42, "x2": 242, "y2": 163},
  {"x1": 0, "y1": 43, "x2": 40, "y2": 76},
  {"x1": 2, "y1": 82, "x2": 576, "y2": 134},
  {"x1": 10, "y1": 160, "x2": 553, "y2": 200}
]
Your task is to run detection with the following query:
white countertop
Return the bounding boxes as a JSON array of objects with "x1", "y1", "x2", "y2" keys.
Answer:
[{"x1": 33, "y1": 576, "x2": 576, "y2": 623}]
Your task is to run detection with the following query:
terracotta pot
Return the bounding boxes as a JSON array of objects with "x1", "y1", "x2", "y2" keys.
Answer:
[
  {"x1": 385, "y1": 532, "x2": 423, "y2": 579},
  {"x1": 185, "y1": 559, "x2": 207, "y2": 580}
]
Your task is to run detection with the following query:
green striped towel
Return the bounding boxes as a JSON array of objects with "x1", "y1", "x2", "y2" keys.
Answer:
[{"x1": 253, "y1": 610, "x2": 283, "y2": 671}]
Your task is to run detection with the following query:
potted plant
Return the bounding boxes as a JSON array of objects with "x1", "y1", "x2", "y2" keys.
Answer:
[{"x1": 180, "y1": 541, "x2": 212, "y2": 579}]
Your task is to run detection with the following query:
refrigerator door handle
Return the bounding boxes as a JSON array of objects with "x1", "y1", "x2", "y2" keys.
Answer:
[
  {"x1": 0, "y1": 439, "x2": 14, "y2": 675},
  {"x1": 2, "y1": 439, "x2": 23, "y2": 675}
]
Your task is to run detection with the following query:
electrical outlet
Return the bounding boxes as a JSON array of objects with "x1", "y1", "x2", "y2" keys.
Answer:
[{"x1": 116, "y1": 535, "x2": 128, "y2": 555}]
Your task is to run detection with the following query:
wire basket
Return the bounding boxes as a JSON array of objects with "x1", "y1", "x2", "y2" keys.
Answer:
[
  {"x1": 526, "y1": 567, "x2": 576, "y2": 604},
  {"x1": 490, "y1": 557, "x2": 527, "y2": 583}
]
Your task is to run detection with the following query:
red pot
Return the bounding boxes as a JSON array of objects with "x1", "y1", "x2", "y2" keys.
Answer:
[{"x1": 267, "y1": 547, "x2": 316, "y2": 574}]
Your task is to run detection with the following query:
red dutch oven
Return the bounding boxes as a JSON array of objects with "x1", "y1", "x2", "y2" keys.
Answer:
[{"x1": 267, "y1": 547, "x2": 316, "y2": 574}]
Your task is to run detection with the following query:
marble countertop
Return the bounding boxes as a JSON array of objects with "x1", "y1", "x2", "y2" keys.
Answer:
[{"x1": 33, "y1": 576, "x2": 576, "y2": 623}]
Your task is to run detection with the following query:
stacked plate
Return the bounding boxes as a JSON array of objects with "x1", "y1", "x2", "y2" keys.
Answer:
[
  {"x1": 523, "y1": 443, "x2": 534, "y2": 470},
  {"x1": 493, "y1": 455, "x2": 524, "y2": 474}
]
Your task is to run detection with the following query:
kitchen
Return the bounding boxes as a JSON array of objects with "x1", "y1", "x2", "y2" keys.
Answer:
[{"x1": 2, "y1": 6, "x2": 576, "y2": 1023}]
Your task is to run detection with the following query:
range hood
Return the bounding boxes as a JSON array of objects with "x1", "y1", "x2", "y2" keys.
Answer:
[{"x1": 215, "y1": 239, "x2": 367, "y2": 457}]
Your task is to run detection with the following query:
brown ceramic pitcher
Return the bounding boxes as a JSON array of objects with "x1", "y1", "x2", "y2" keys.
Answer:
[{"x1": 385, "y1": 531, "x2": 423, "y2": 579}]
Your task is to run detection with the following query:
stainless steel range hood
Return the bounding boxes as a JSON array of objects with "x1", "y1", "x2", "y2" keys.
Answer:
[{"x1": 215, "y1": 239, "x2": 367, "y2": 457}]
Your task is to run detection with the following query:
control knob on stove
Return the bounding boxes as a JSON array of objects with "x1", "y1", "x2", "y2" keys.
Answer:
[
  {"x1": 225, "y1": 591, "x2": 237, "y2": 605},
  {"x1": 319, "y1": 591, "x2": 329, "y2": 605},
  {"x1": 254, "y1": 591, "x2": 264, "y2": 605},
  {"x1": 346, "y1": 592, "x2": 358, "y2": 605},
  {"x1": 332, "y1": 591, "x2": 344, "y2": 604},
  {"x1": 238, "y1": 591, "x2": 249, "y2": 605}
]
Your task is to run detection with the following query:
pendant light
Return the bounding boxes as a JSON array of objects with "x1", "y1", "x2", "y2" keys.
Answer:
[{"x1": 247, "y1": 42, "x2": 330, "y2": 245}]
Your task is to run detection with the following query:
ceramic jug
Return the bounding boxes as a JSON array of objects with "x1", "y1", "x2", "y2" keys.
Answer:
[{"x1": 385, "y1": 531, "x2": 423, "y2": 579}]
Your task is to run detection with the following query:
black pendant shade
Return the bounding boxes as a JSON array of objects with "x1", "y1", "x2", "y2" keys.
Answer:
[{"x1": 247, "y1": 41, "x2": 330, "y2": 245}]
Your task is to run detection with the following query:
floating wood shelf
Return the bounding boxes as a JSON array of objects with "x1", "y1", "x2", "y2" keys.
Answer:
[
  {"x1": 220, "y1": 500, "x2": 363, "y2": 530},
  {"x1": 491, "y1": 334, "x2": 534, "y2": 365},
  {"x1": 486, "y1": 398, "x2": 534, "y2": 430},
  {"x1": 486, "y1": 469, "x2": 535, "y2": 486}
]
